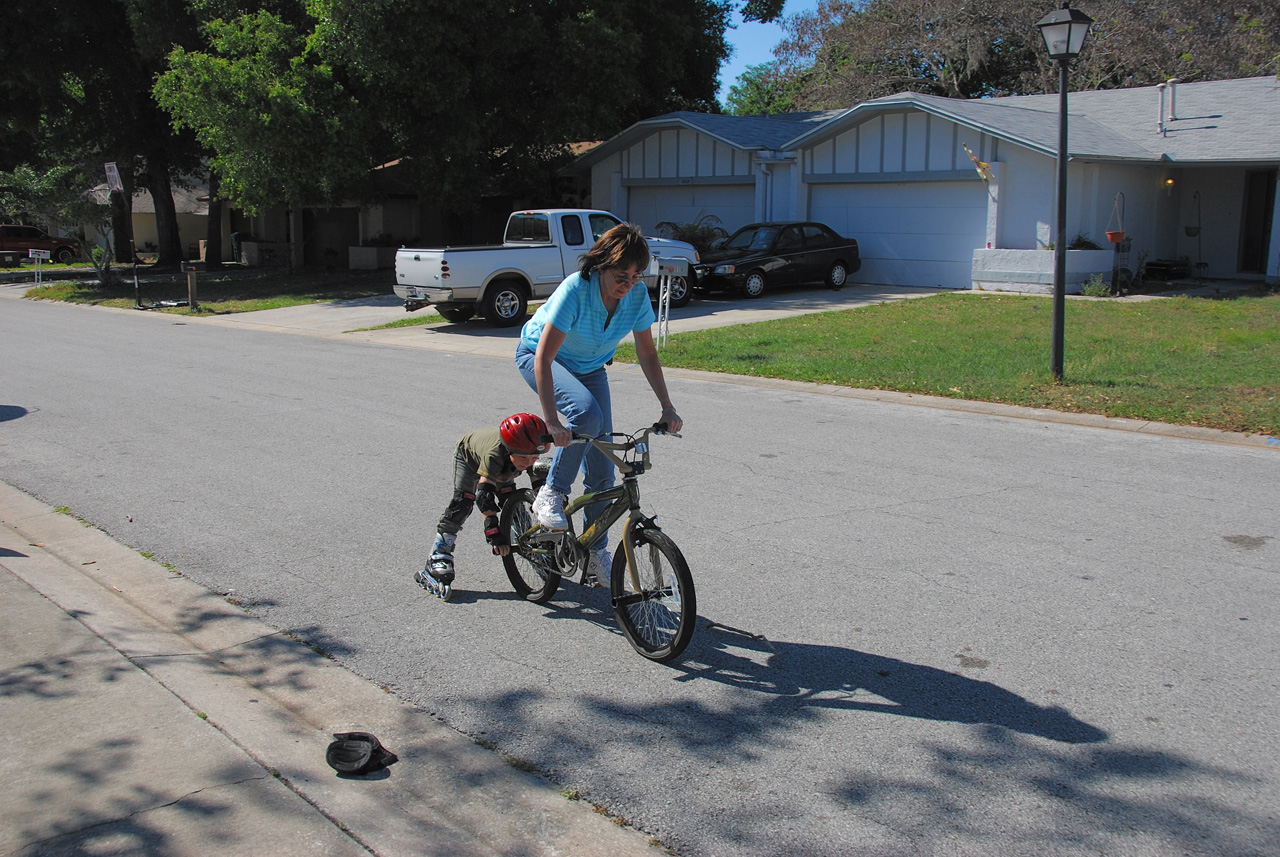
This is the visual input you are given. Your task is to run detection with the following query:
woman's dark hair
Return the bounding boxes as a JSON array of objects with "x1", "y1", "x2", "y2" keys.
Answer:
[{"x1": 579, "y1": 222, "x2": 651, "y2": 277}]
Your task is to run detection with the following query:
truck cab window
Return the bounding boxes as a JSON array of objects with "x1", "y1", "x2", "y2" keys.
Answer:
[
  {"x1": 561, "y1": 215, "x2": 585, "y2": 246},
  {"x1": 506, "y1": 214, "x2": 551, "y2": 243}
]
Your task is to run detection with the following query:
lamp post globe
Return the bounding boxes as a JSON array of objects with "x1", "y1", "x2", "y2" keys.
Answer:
[{"x1": 1035, "y1": 3, "x2": 1094, "y2": 60}]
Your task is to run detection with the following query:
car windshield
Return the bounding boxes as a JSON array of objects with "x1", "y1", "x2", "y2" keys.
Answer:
[{"x1": 724, "y1": 226, "x2": 779, "y2": 252}]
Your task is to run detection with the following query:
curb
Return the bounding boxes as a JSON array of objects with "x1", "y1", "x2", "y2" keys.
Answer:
[
  {"x1": 0, "y1": 481, "x2": 662, "y2": 857},
  {"x1": 649, "y1": 366, "x2": 1278, "y2": 450}
]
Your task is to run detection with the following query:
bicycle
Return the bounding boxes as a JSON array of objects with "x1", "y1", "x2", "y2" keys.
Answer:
[{"x1": 499, "y1": 424, "x2": 697, "y2": 663}]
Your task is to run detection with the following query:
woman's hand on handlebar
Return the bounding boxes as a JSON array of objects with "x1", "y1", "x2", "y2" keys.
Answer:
[
  {"x1": 545, "y1": 418, "x2": 572, "y2": 448},
  {"x1": 658, "y1": 407, "x2": 683, "y2": 434}
]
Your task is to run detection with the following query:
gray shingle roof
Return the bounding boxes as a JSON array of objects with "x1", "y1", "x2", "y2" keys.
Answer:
[
  {"x1": 829, "y1": 93, "x2": 1156, "y2": 160},
  {"x1": 572, "y1": 77, "x2": 1280, "y2": 171},
  {"x1": 789, "y1": 76, "x2": 1280, "y2": 164},
  {"x1": 1061, "y1": 76, "x2": 1280, "y2": 163}
]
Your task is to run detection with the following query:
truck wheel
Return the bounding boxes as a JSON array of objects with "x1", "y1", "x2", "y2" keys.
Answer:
[
  {"x1": 481, "y1": 280, "x2": 528, "y2": 327},
  {"x1": 667, "y1": 276, "x2": 692, "y2": 309},
  {"x1": 54, "y1": 247, "x2": 76, "y2": 264},
  {"x1": 437, "y1": 304, "x2": 476, "y2": 323}
]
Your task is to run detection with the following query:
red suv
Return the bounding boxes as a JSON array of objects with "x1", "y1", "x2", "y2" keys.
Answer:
[{"x1": 0, "y1": 224, "x2": 81, "y2": 263}]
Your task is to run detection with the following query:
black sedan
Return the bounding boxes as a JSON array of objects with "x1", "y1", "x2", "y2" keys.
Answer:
[{"x1": 692, "y1": 221, "x2": 860, "y2": 298}]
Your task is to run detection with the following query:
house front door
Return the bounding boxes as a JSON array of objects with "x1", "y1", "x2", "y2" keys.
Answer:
[{"x1": 1239, "y1": 169, "x2": 1276, "y2": 274}]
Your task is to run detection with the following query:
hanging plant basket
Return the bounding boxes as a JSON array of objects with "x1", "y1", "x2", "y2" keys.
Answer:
[{"x1": 1106, "y1": 193, "x2": 1125, "y2": 245}]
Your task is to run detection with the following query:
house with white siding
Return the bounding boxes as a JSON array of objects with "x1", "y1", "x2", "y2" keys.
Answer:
[{"x1": 570, "y1": 76, "x2": 1280, "y2": 292}]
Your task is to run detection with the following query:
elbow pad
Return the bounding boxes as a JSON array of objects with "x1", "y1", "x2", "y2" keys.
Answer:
[{"x1": 476, "y1": 482, "x2": 500, "y2": 516}]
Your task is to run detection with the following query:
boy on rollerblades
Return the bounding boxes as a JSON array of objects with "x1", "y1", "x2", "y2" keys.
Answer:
[{"x1": 417, "y1": 412, "x2": 550, "y2": 600}]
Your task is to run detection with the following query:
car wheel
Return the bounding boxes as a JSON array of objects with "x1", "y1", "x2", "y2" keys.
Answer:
[
  {"x1": 666, "y1": 276, "x2": 692, "y2": 309},
  {"x1": 53, "y1": 247, "x2": 76, "y2": 264},
  {"x1": 743, "y1": 271, "x2": 767, "y2": 298},
  {"x1": 826, "y1": 261, "x2": 848, "y2": 289},
  {"x1": 481, "y1": 279, "x2": 528, "y2": 327},
  {"x1": 437, "y1": 304, "x2": 476, "y2": 323}
]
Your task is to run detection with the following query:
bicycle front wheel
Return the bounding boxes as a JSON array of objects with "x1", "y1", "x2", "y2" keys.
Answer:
[
  {"x1": 611, "y1": 528, "x2": 696, "y2": 662},
  {"x1": 501, "y1": 489, "x2": 561, "y2": 603}
]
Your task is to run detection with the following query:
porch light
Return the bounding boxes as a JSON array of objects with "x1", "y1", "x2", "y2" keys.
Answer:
[{"x1": 1035, "y1": 2, "x2": 1093, "y2": 381}]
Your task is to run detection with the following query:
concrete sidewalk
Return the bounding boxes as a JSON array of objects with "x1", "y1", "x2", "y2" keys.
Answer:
[
  {"x1": 189, "y1": 284, "x2": 949, "y2": 357},
  {"x1": 0, "y1": 481, "x2": 659, "y2": 857}
]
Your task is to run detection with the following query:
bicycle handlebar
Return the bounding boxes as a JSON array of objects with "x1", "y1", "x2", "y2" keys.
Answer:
[
  {"x1": 539, "y1": 424, "x2": 680, "y2": 449},
  {"x1": 569, "y1": 424, "x2": 681, "y2": 445}
]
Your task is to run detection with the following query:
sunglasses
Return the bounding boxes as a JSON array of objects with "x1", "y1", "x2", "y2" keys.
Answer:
[{"x1": 607, "y1": 268, "x2": 646, "y2": 287}]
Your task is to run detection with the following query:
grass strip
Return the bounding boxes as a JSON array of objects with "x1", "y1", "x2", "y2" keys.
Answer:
[
  {"x1": 617, "y1": 290, "x2": 1280, "y2": 435},
  {"x1": 24, "y1": 268, "x2": 391, "y2": 315}
]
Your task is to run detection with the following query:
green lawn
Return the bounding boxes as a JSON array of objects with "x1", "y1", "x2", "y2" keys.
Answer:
[{"x1": 617, "y1": 289, "x2": 1280, "y2": 436}]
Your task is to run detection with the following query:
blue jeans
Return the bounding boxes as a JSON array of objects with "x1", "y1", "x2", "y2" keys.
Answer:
[{"x1": 515, "y1": 343, "x2": 613, "y2": 549}]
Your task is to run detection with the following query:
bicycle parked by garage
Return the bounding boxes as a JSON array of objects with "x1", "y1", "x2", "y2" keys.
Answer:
[{"x1": 499, "y1": 424, "x2": 696, "y2": 663}]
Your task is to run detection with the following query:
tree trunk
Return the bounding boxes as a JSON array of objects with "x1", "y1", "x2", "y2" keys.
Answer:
[
  {"x1": 145, "y1": 166, "x2": 184, "y2": 268},
  {"x1": 204, "y1": 170, "x2": 223, "y2": 270},
  {"x1": 110, "y1": 177, "x2": 134, "y2": 265}
]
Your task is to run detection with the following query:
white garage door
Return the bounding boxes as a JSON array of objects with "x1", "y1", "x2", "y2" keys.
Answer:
[
  {"x1": 627, "y1": 185, "x2": 755, "y2": 235},
  {"x1": 811, "y1": 181, "x2": 987, "y2": 289}
]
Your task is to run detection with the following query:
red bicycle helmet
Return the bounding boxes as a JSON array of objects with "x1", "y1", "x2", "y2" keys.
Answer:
[{"x1": 500, "y1": 412, "x2": 550, "y2": 455}]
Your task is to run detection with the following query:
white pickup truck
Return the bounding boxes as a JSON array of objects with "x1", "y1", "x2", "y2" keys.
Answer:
[{"x1": 393, "y1": 209, "x2": 698, "y2": 326}]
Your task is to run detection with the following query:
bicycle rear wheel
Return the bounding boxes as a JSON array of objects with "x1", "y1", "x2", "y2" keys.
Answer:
[
  {"x1": 611, "y1": 528, "x2": 696, "y2": 662},
  {"x1": 500, "y1": 489, "x2": 561, "y2": 603}
]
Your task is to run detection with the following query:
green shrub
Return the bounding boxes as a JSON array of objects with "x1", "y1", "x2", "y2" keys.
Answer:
[
  {"x1": 1081, "y1": 274, "x2": 1112, "y2": 297},
  {"x1": 1068, "y1": 233, "x2": 1103, "y2": 250}
]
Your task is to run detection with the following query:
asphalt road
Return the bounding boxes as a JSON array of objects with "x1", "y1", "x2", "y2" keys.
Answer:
[{"x1": 2, "y1": 292, "x2": 1278, "y2": 856}]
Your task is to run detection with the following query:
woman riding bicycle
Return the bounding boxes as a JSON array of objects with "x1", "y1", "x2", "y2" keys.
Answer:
[{"x1": 515, "y1": 222, "x2": 684, "y2": 586}]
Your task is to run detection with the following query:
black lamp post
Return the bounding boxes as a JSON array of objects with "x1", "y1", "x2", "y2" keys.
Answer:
[{"x1": 1035, "y1": 2, "x2": 1093, "y2": 380}]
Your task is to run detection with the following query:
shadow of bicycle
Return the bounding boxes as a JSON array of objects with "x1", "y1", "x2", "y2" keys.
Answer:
[{"x1": 668, "y1": 620, "x2": 1107, "y2": 745}]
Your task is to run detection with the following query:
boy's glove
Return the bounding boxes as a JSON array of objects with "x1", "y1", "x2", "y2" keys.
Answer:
[{"x1": 484, "y1": 514, "x2": 506, "y2": 548}]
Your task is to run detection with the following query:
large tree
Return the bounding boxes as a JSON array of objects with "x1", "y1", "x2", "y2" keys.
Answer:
[
  {"x1": 771, "y1": 0, "x2": 1280, "y2": 110},
  {"x1": 725, "y1": 61, "x2": 811, "y2": 114},
  {"x1": 1, "y1": 0, "x2": 206, "y2": 267},
  {"x1": 157, "y1": 0, "x2": 767, "y2": 215}
]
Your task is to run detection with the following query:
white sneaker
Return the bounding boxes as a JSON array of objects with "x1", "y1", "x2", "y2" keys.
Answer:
[
  {"x1": 584, "y1": 547, "x2": 612, "y2": 588},
  {"x1": 532, "y1": 484, "x2": 568, "y2": 530}
]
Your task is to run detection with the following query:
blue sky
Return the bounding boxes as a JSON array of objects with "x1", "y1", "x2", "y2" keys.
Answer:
[{"x1": 717, "y1": 0, "x2": 822, "y2": 104}]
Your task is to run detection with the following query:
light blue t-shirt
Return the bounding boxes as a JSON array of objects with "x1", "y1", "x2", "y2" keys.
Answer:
[{"x1": 519, "y1": 270, "x2": 656, "y2": 375}]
